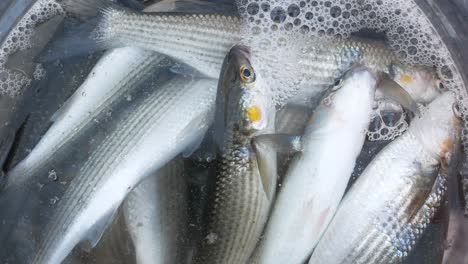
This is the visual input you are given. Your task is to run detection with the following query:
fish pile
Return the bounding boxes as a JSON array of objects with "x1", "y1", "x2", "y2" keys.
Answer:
[{"x1": 0, "y1": 0, "x2": 464, "y2": 264}]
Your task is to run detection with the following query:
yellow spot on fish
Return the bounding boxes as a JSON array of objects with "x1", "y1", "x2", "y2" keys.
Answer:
[
  {"x1": 247, "y1": 105, "x2": 262, "y2": 122},
  {"x1": 400, "y1": 74, "x2": 415, "y2": 85}
]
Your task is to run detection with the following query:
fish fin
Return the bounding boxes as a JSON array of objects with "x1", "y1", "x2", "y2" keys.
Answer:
[
  {"x1": 0, "y1": 170, "x2": 5, "y2": 191},
  {"x1": 252, "y1": 134, "x2": 302, "y2": 154},
  {"x1": 85, "y1": 206, "x2": 119, "y2": 248},
  {"x1": 377, "y1": 73, "x2": 421, "y2": 117},
  {"x1": 276, "y1": 104, "x2": 313, "y2": 135},
  {"x1": 36, "y1": 0, "x2": 130, "y2": 63},
  {"x1": 408, "y1": 171, "x2": 447, "y2": 228},
  {"x1": 1, "y1": 118, "x2": 28, "y2": 172},
  {"x1": 182, "y1": 133, "x2": 205, "y2": 158},
  {"x1": 189, "y1": 126, "x2": 217, "y2": 162},
  {"x1": 252, "y1": 136, "x2": 278, "y2": 200},
  {"x1": 170, "y1": 63, "x2": 203, "y2": 78},
  {"x1": 35, "y1": 17, "x2": 115, "y2": 63},
  {"x1": 144, "y1": 0, "x2": 238, "y2": 14},
  {"x1": 118, "y1": 0, "x2": 145, "y2": 11},
  {"x1": 180, "y1": 111, "x2": 213, "y2": 158},
  {"x1": 5, "y1": 15, "x2": 65, "y2": 75},
  {"x1": 50, "y1": 93, "x2": 76, "y2": 122},
  {"x1": 60, "y1": 0, "x2": 117, "y2": 18}
]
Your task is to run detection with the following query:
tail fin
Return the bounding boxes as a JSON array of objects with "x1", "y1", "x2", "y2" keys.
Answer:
[
  {"x1": 60, "y1": 0, "x2": 114, "y2": 18},
  {"x1": 35, "y1": 0, "x2": 125, "y2": 63},
  {"x1": 35, "y1": 17, "x2": 107, "y2": 63}
]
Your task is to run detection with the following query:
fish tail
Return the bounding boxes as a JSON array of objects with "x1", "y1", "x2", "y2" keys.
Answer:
[
  {"x1": 36, "y1": 1, "x2": 127, "y2": 63},
  {"x1": 60, "y1": 0, "x2": 115, "y2": 18}
]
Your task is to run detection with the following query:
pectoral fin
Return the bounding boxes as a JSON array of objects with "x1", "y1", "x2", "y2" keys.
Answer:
[
  {"x1": 377, "y1": 73, "x2": 420, "y2": 117},
  {"x1": 252, "y1": 136, "x2": 277, "y2": 200},
  {"x1": 252, "y1": 134, "x2": 302, "y2": 154},
  {"x1": 85, "y1": 206, "x2": 119, "y2": 248}
]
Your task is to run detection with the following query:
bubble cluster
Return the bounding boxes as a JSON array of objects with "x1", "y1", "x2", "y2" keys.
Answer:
[
  {"x1": 237, "y1": 0, "x2": 467, "y2": 142},
  {"x1": 368, "y1": 102, "x2": 408, "y2": 141},
  {"x1": 0, "y1": 0, "x2": 62, "y2": 97},
  {"x1": 33, "y1": 64, "x2": 47, "y2": 80}
]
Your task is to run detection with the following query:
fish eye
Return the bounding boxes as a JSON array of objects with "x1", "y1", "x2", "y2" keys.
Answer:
[
  {"x1": 452, "y1": 102, "x2": 462, "y2": 119},
  {"x1": 240, "y1": 65, "x2": 256, "y2": 83},
  {"x1": 331, "y1": 78, "x2": 343, "y2": 91},
  {"x1": 437, "y1": 80, "x2": 445, "y2": 90}
]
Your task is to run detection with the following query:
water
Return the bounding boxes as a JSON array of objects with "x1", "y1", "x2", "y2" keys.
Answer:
[{"x1": 0, "y1": 0, "x2": 467, "y2": 263}]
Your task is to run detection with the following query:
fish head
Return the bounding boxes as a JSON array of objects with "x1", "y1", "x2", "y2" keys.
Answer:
[
  {"x1": 220, "y1": 45, "x2": 275, "y2": 136},
  {"x1": 309, "y1": 65, "x2": 378, "y2": 131},
  {"x1": 390, "y1": 64, "x2": 443, "y2": 104},
  {"x1": 411, "y1": 92, "x2": 462, "y2": 165}
]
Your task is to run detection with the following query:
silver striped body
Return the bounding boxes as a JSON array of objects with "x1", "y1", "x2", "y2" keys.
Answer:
[
  {"x1": 194, "y1": 45, "x2": 276, "y2": 264},
  {"x1": 123, "y1": 158, "x2": 188, "y2": 264},
  {"x1": 6, "y1": 47, "x2": 165, "y2": 190},
  {"x1": 33, "y1": 77, "x2": 217, "y2": 264},
  {"x1": 100, "y1": 10, "x2": 243, "y2": 78},
  {"x1": 194, "y1": 129, "x2": 273, "y2": 264},
  {"x1": 252, "y1": 67, "x2": 377, "y2": 264},
  {"x1": 310, "y1": 93, "x2": 461, "y2": 264},
  {"x1": 96, "y1": 10, "x2": 409, "y2": 103}
]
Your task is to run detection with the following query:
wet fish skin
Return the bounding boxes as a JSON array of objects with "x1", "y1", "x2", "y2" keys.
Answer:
[
  {"x1": 310, "y1": 92, "x2": 461, "y2": 264},
  {"x1": 5, "y1": 47, "x2": 165, "y2": 190},
  {"x1": 251, "y1": 66, "x2": 378, "y2": 264},
  {"x1": 443, "y1": 159, "x2": 468, "y2": 264},
  {"x1": 55, "y1": 0, "x2": 439, "y2": 105},
  {"x1": 123, "y1": 158, "x2": 189, "y2": 264},
  {"x1": 32, "y1": 77, "x2": 217, "y2": 264},
  {"x1": 193, "y1": 45, "x2": 276, "y2": 264}
]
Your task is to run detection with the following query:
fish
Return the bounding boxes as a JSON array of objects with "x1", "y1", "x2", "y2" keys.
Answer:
[
  {"x1": 442, "y1": 148, "x2": 468, "y2": 264},
  {"x1": 48, "y1": 0, "x2": 439, "y2": 107},
  {"x1": 309, "y1": 92, "x2": 462, "y2": 264},
  {"x1": 123, "y1": 157, "x2": 189, "y2": 264},
  {"x1": 91, "y1": 209, "x2": 135, "y2": 264},
  {"x1": 4, "y1": 48, "x2": 166, "y2": 190},
  {"x1": 32, "y1": 76, "x2": 217, "y2": 264},
  {"x1": 4, "y1": 0, "x2": 194, "y2": 191},
  {"x1": 193, "y1": 45, "x2": 277, "y2": 264},
  {"x1": 251, "y1": 65, "x2": 379, "y2": 264}
]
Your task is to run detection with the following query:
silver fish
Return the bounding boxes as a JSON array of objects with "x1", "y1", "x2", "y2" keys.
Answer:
[
  {"x1": 89, "y1": 210, "x2": 134, "y2": 264},
  {"x1": 193, "y1": 45, "x2": 276, "y2": 264},
  {"x1": 309, "y1": 92, "x2": 461, "y2": 264},
  {"x1": 56, "y1": 0, "x2": 439, "y2": 106},
  {"x1": 442, "y1": 143, "x2": 468, "y2": 264},
  {"x1": 5, "y1": 0, "x2": 198, "y2": 192},
  {"x1": 5, "y1": 48, "x2": 165, "y2": 190},
  {"x1": 123, "y1": 158, "x2": 189, "y2": 264},
  {"x1": 251, "y1": 66, "x2": 378, "y2": 264},
  {"x1": 32, "y1": 77, "x2": 217, "y2": 264}
]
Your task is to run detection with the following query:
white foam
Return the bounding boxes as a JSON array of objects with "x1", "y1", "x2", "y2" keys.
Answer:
[
  {"x1": 236, "y1": 0, "x2": 467, "y2": 141},
  {"x1": 0, "y1": 0, "x2": 63, "y2": 97}
]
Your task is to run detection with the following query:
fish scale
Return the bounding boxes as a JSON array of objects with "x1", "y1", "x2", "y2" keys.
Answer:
[
  {"x1": 5, "y1": 48, "x2": 166, "y2": 190},
  {"x1": 310, "y1": 93, "x2": 460, "y2": 264},
  {"x1": 33, "y1": 77, "x2": 217, "y2": 264},
  {"x1": 346, "y1": 138, "x2": 431, "y2": 262},
  {"x1": 251, "y1": 67, "x2": 377, "y2": 264},
  {"x1": 196, "y1": 141, "x2": 267, "y2": 264},
  {"x1": 194, "y1": 45, "x2": 276, "y2": 264},
  {"x1": 123, "y1": 158, "x2": 188, "y2": 264},
  {"x1": 88, "y1": 6, "x2": 430, "y2": 104},
  {"x1": 100, "y1": 10, "x2": 242, "y2": 78}
]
